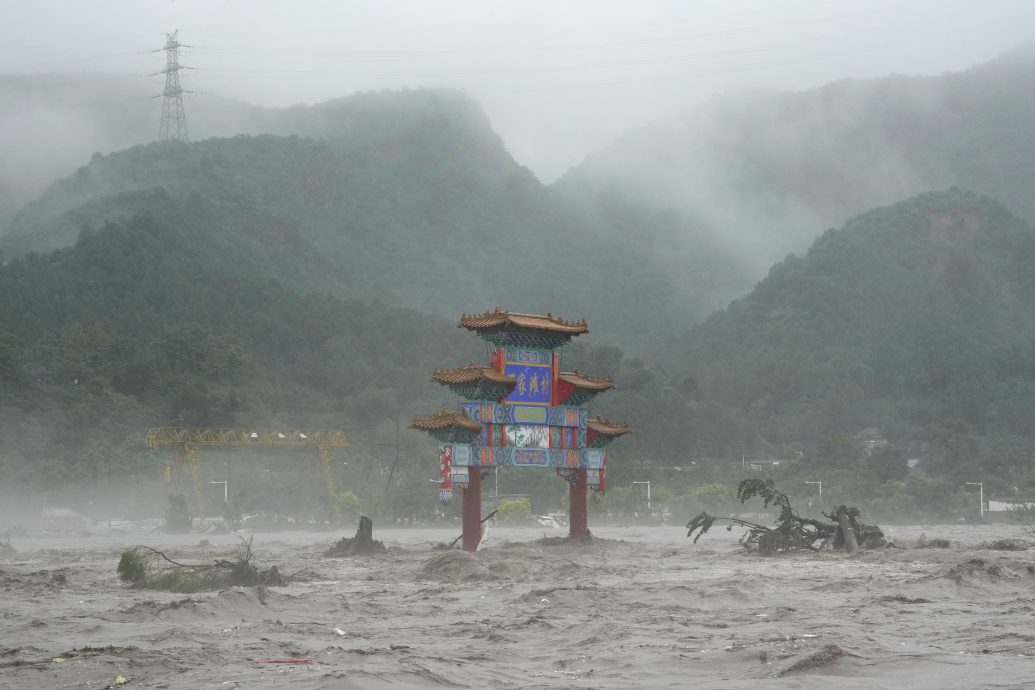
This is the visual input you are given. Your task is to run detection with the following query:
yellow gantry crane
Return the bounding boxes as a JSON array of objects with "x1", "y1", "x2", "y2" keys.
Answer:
[{"x1": 146, "y1": 427, "x2": 350, "y2": 521}]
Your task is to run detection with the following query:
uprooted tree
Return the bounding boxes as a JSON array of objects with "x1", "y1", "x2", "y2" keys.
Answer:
[
  {"x1": 117, "y1": 537, "x2": 286, "y2": 592},
  {"x1": 686, "y1": 479, "x2": 887, "y2": 556}
]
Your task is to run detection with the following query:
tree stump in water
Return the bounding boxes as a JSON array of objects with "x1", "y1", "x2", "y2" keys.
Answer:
[
  {"x1": 835, "y1": 509, "x2": 859, "y2": 554},
  {"x1": 325, "y1": 516, "x2": 386, "y2": 556}
]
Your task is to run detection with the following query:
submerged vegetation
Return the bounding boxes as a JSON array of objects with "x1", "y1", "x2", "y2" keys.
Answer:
[
  {"x1": 116, "y1": 538, "x2": 284, "y2": 592},
  {"x1": 687, "y1": 479, "x2": 887, "y2": 556}
]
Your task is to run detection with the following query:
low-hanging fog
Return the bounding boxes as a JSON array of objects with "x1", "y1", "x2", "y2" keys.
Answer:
[{"x1": 2, "y1": 0, "x2": 1034, "y2": 191}]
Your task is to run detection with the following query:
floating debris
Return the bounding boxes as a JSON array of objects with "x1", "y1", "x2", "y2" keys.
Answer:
[
  {"x1": 687, "y1": 479, "x2": 887, "y2": 556},
  {"x1": 117, "y1": 537, "x2": 284, "y2": 592}
]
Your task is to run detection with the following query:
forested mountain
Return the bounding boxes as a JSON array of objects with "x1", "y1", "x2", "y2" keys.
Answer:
[
  {"x1": 0, "y1": 192, "x2": 665, "y2": 518},
  {"x1": 0, "y1": 89, "x2": 673, "y2": 504},
  {"x1": 5, "y1": 61, "x2": 1035, "y2": 517},
  {"x1": 557, "y1": 45, "x2": 1035, "y2": 316},
  {"x1": 658, "y1": 189, "x2": 1035, "y2": 488},
  {"x1": 0, "y1": 89, "x2": 700, "y2": 345},
  {"x1": 15, "y1": 45, "x2": 1035, "y2": 344},
  {"x1": 0, "y1": 198, "x2": 490, "y2": 484},
  {"x1": 0, "y1": 74, "x2": 283, "y2": 227}
]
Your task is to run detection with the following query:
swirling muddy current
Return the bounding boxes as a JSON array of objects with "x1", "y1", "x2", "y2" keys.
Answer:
[{"x1": 2, "y1": 524, "x2": 1034, "y2": 689}]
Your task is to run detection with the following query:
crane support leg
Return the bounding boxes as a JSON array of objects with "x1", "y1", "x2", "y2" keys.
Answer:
[
  {"x1": 303, "y1": 447, "x2": 317, "y2": 523},
  {"x1": 185, "y1": 443, "x2": 204, "y2": 521},
  {"x1": 318, "y1": 446, "x2": 336, "y2": 523},
  {"x1": 166, "y1": 452, "x2": 184, "y2": 484}
]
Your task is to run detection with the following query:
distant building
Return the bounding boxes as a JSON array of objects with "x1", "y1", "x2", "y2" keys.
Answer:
[{"x1": 988, "y1": 498, "x2": 1035, "y2": 513}]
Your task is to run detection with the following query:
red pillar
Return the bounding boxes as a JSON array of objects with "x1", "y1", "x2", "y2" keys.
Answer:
[
  {"x1": 462, "y1": 469, "x2": 482, "y2": 552},
  {"x1": 569, "y1": 468, "x2": 589, "y2": 540}
]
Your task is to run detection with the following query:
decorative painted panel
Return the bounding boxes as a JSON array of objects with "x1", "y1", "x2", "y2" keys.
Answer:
[
  {"x1": 513, "y1": 448, "x2": 550, "y2": 465},
  {"x1": 550, "y1": 426, "x2": 562, "y2": 448},
  {"x1": 513, "y1": 406, "x2": 548, "y2": 424},
  {"x1": 562, "y1": 427, "x2": 574, "y2": 448},
  {"x1": 477, "y1": 330, "x2": 571, "y2": 350},
  {"x1": 505, "y1": 425, "x2": 550, "y2": 449},
  {"x1": 453, "y1": 444, "x2": 472, "y2": 467},
  {"x1": 505, "y1": 347, "x2": 552, "y2": 364},
  {"x1": 451, "y1": 467, "x2": 470, "y2": 488},
  {"x1": 456, "y1": 446, "x2": 605, "y2": 469},
  {"x1": 461, "y1": 402, "x2": 586, "y2": 428},
  {"x1": 584, "y1": 449, "x2": 604, "y2": 469}
]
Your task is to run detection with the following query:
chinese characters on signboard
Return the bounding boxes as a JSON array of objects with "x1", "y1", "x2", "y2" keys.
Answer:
[{"x1": 504, "y1": 362, "x2": 551, "y2": 405}]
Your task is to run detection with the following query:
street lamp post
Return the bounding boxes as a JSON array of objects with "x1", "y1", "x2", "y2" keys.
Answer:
[
  {"x1": 632, "y1": 480, "x2": 651, "y2": 512},
  {"x1": 804, "y1": 481, "x2": 822, "y2": 497},
  {"x1": 965, "y1": 482, "x2": 984, "y2": 519},
  {"x1": 107, "y1": 458, "x2": 112, "y2": 533}
]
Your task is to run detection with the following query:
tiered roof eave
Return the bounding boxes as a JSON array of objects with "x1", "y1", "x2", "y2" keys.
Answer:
[
  {"x1": 559, "y1": 369, "x2": 615, "y2": 391},
  {"x1": 458, "y1": 307, "x2": 589, "y2": 336},
  {"x1": 431, "y1": 362, "x2": 516, "y2": 387},
  {"x1": 587, "y1": 417, "x2": 632, "y2": 438},
  {"x1": 409, "y1": 409, "x2": 484, "y2": 432}
]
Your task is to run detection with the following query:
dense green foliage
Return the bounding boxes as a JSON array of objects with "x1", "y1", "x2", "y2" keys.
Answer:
[
  {"x1": 0, "y1": 200, "x2": 487, "y2": 494},
  {"x1": 1, "y1": 89, "x2": 689, "y2": 345},
  {"x1": 648, "y1": 190, "x2": 1035, "y2": 501},
  {"x1": 3, "y1": 77, "x2": 1035, "y2": 524}
]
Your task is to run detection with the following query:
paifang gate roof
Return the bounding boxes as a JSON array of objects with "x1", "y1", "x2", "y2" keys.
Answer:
[
  {"x1": 559, "y1": 370, "x2": 615, "y2": 391},
  {"x1": 587, "y1": 417, "x2": 632, "y2": 438},
  {"x1": 409, "y1": 409, "x2": 484, "y2": 432},
  {"x1": 431, "y1": 363, "x2": 516, "y2": 386},
  {"x1": 458, "y1": 308, "x2": 589, "y2": 336}
]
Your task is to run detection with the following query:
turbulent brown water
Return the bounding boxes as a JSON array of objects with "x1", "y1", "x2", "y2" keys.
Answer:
[{"x1": 2, "y1": 524, "x2": 1035, "y2": 689}]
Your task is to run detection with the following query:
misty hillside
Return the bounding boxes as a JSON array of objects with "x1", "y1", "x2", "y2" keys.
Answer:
[
  {"x1": 5, "y1": 72, "x2": 1035, "y2": 502},
  {"x1": 0, "y1": 193, "x2": 658, "y2": 497},
  {"x1": 0, "y1": 77, "x2": 511, "y2": 227},
  {"x1": 0, "y1": 198, "x2": 487, "y2": 483},
  {"x1": 668, "y1": 189, "x2": 1035, "y2": 477},
  {"x1": 557, "y1": 45, "x2": 1035, "y2": 313},
  {"x1": 0, "y1": 74, "x2": 287, "y2": 226},
  {"x1": 0, "y1": 88, "x2": 709, "y2": 344}
]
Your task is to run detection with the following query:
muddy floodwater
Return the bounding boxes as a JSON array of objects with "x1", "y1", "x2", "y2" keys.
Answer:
[{"x1": 2, "y1": 523, "x2": 1035, "y2": 689}]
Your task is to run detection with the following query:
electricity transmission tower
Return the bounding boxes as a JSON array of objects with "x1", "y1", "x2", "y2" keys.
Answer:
[{"x1": 153, "y1": 30, "x2": 191, "y2": 141}]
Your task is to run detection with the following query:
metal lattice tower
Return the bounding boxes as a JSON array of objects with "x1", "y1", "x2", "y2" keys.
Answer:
[{"x1": 154, "y1": 30, "x2": 190, "y2": 141}]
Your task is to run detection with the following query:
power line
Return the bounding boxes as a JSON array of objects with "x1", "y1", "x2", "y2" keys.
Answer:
[{"x1": 187, "y1": 7, "x2": 900, "y2": 57}]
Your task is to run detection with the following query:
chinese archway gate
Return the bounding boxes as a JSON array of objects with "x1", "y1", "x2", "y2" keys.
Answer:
[{"x1": 410, "y1": 308, "x2": 630, "y2": 551}]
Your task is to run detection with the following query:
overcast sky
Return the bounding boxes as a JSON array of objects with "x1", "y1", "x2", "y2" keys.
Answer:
[{"x1": 2, "y1": 0, "x2": 1034, "y2": 180}]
